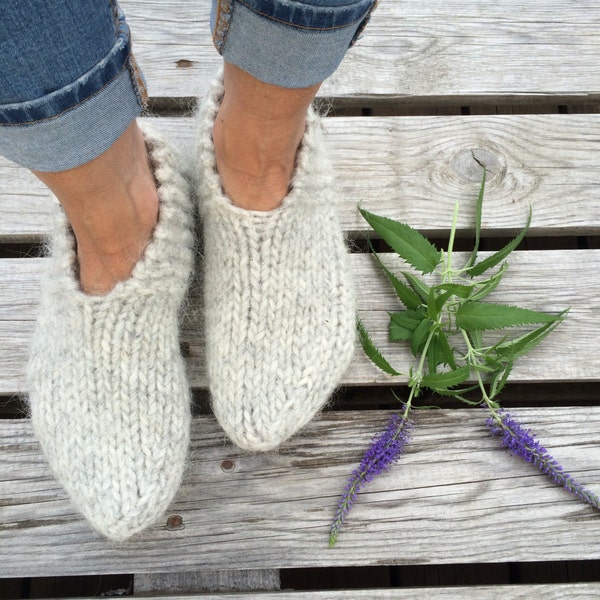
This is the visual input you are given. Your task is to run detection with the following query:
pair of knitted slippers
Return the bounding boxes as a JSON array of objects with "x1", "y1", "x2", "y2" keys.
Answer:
[{"x1": 27, "y1": 78, "x2": 355, "y2": 541}]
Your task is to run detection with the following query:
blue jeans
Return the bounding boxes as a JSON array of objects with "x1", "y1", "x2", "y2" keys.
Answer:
[{"x1": 0, "y1": 0, "x2": 376, "y2": 172}]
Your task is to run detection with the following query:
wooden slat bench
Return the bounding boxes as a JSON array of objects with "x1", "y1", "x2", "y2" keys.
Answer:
[{"x1": 1, "y1": 0, "x2": 599, "y2": 597}]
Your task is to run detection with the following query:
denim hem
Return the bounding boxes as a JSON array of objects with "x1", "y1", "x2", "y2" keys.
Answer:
[
  {"x1": 216, "y1": 1, "x2": 375, "y2": 88},
  {"x1": 0, "y1": 5, "x2": 143, "y2": 126},
  {"x1": 214, "y1": 0, "x2": 374, "y2": 34},
  {"x1": 0, "y1": 69, "x2": 143, "y2": 171},
  {"x1": 236, "y1": 0, "x2": 373, "y2": 30}
]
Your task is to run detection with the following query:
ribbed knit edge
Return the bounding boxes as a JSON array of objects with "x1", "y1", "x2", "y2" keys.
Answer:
[
  {"x1": 44, "y1": 121, "x2": 194, "y2": 302},
  {"x1": 195, "y1": 72, "x2": 331, "y2": 223}
]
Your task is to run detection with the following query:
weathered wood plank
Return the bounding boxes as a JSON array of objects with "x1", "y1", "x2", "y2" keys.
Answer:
[
  {"x1": 1, "y1": 114, "x2": 600, "y2": 242},
  {"x1": 1, "y1": 407, "x2": 599, "y2": 577},
  {"x1": 74, "y1": 583, "x2": 600, "y2": 599},
  {"x1": 1, "y1": 249, "x2": 598, "y2": 394},
  {"x1": 1, "y1": 0, "x2": 597, "y2": 591},
  {"x1": 134, "y1": 570, "x2": 280, "y2": 594},
  {"x1": 120, "y1": 0, "x2": 600, "y2": 101},
  {"x1": 0, "y1": 161, "x2": 48, "y2": 243}
]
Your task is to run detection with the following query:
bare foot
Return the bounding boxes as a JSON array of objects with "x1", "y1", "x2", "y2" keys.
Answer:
[
  {"x1": 212, "y1": 63, "x2": 320, "y2": 212},
  {"x1": 33, "y1": 121, "x2": 159, "y2": 295}
]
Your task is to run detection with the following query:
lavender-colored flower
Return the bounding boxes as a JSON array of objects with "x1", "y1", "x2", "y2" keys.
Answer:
[
  {"x1": 487, "y1": 410, "x2": 600, "y2": 509},
  {"x1": 329, "y1": 412, "x2": 413, "y2": 547}
]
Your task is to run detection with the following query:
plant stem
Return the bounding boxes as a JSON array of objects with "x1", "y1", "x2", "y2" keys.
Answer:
[
  {"x1": 445, "y1": 201, "x2": 460, "y2": 284},
  {"x1": 411, "y1": 327, "x2": 438, "y2": 392},
  {"x1": 440, "y1": 202, "x2": 462, "y2": 330}
]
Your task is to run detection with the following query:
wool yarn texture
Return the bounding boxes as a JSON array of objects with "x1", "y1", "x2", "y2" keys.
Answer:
[
  {"x1": 27, "y1": 124, "x2": 195, "y2": 541},
  {"x1": 197, "y1": 77, "x2": 356, "y2": 451}
]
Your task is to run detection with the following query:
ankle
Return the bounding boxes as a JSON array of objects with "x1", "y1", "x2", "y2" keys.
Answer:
[
  {"x1": 210, "y1": 63, "x2": 322, "y2": 211},
  {"x1": 74, "y1": 181, "x2": 159, "y2": 295},
  {"x1": 33, "y1": 121, "x2": 159, "y2": 294},
  {"x1": 212, "y1": 104, "x2": 305, "y2": 211}
]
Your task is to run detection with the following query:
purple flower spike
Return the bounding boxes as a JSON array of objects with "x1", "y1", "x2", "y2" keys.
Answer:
[
  {"x1": 487, "y1": 410, "x2": 600, "y2": 509},
  {"x1": 329, "y1": 413, "x2": 413, "y2": 547}
]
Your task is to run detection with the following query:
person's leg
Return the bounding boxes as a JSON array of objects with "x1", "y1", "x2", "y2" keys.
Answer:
[
  {"x1": 199, "y1": 0, "x2": 376, "y2": 450},
  {"x1": 1, "y1": 2, "x2": 194, "y2": 540},
  {"x1": 211, "y1": 0, "x2": 377, "y2": 211},
  {"x1": 33, "y1": 122, "x2": 158, "y2": 294},
  {"x1": 213, "y1": 63, "x2": 319, "y2": 211},
  {"x1": 0, "y1": 1, "x2": 156, "y2": 294}
]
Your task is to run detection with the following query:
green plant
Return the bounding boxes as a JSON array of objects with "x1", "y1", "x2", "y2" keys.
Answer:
[{"x1": 329, "y1": 171, "x2": 598, "y2": 547}]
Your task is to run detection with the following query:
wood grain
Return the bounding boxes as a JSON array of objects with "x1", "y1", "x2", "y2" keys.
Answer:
[
  {"x1": 134, "y1": 570, "x2": 280, "y2": 594},
  {"x1": 119, "y1": 0, "x2": 600, "y2": 101},
  {"x1": 1, "y1": 249, "x2": 598, "y2": 394},
  {"x1": 76, "y1": 583, "x2": 600, "y2": 599},
  {"x1": 1, "y1": 407, "x2": 599, "y2": 577},
  {"x1": 2, "y1": 114, "x2": 600, "y2": 242},
  {"x1": 1, "y1": 0, "x2": 598, "y2": 590}
]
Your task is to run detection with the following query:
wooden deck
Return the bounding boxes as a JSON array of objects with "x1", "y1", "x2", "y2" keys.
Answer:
[{"x1": 1, "y1": 0, "x2": 600, "y2": 597}]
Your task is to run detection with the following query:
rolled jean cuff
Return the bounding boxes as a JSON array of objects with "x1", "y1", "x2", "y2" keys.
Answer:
[
  {"x1": 0, "y1": 8, "x2": 147, "y2": 172},
  {"x1": 212, "y1": 0, "x2": 377, "y2": 88}
]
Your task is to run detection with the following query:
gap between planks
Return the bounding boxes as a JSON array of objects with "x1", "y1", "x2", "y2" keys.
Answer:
[{"x1": 61, "y1": 583, "x2": 600, "y2": 599}]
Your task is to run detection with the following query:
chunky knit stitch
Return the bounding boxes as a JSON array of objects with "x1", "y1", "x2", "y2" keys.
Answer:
[
  {"x1": 27, "y1": 124, "x2": 194, "y2": 541},
  {"x1": 197, "y1": 77, "x2": 356, "y2": 451}
]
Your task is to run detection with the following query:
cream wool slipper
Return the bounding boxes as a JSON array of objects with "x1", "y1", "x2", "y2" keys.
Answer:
[
  {"x1": 27, "y1": 124, "x2": 194, "y2": 541},
  {"x1": 197, "y1": 78, "x2": 356, "y2": 451}
]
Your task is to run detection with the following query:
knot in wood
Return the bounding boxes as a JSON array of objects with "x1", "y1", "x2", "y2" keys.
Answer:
[
  {"x1": 452, "y1": 147, "x2": 503, "y2": 182},
  {"x1": 221, "y1": 459, "x2": 236, "y2": 473},
  {"x1": 166, "y1": 514, "x2": 185, "y2": 530}
]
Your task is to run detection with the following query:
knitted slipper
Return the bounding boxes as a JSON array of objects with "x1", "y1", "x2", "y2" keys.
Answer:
[
  {"x1": 27, "y1": 124, "x2": 194, "y2": 541},
  {"x1": 197, "y1": 77, "x2": 356, "y2": 451}
]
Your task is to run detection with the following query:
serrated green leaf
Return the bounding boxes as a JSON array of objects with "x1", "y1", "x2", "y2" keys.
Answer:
[
  {"x1": 467, "y1": 206, "x2": 532, "y2": 277},
  {"x1": 427, "y1": 334, "x2": 440, "y2": 374},
  {"x1": 489, "y1": 362, "x2": 513, "y2": 398},
  {"x1": 410, "y1": 318, "x2": 432, "y2": 356},
  {"x1": 357, "y1": 319, "x2": 401, "y2": 376},
  {"x1": 427, "y1": 287, "x2": 441, "y2": 321},
  {"x1": 456, "y1": 302, "x2": 560, "y2": 331},
  {"x1": 371, "y1": 247, "x2": 421, "y2": 310},
  {"x1": 425, "y1": 331, "x2": 457, "y2": 374},
  {"x1": 468, "y1": 262, "x2": 508, "y2": 301},
  {"x1": 429, "y1": 285, "x2": 473, "y2": 319},
  {"x1": 359, "y1": 207, "x2": 441, "y2": 274},
  {"x1": 495, "y1": 312, "x2": 567, "y2": 359},
  {"x1": 389, "y1": 310, "x2": 424, "y2": 341},
  {"x1": 403, "y1": 271, "x2": 431, "y2": 302},
  {"x1": 435, "y1": 331, "x2": 458, "y2": 369},
  {"x1": 422, "y1": 365, "x2": 471, "y2": 389},
  {"x1": 438, "y1": 283, "x2": 476, "y2": 299},
  {"x1": 389, "y1": 322, "x2": 413, "y2": 342},
  {"x1": 465, "y1": 168, "x2": 486, "y2": 270}
]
